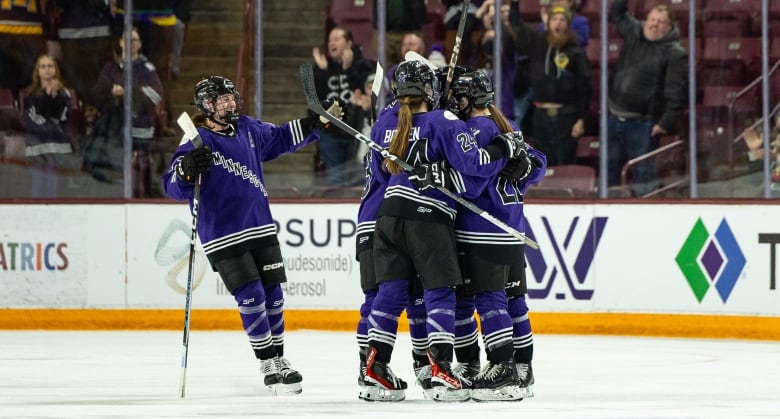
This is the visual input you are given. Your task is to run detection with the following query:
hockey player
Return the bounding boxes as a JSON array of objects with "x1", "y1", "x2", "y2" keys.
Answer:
[
  {"x1": 446, "y1": 70, "x2": 546, "y2": 400},
  {"x1": 353, "y1": 89, "x2": 434, "y2": 402},
  {"x1": 354, "y1": 102, "x2": 391, "y2": 400},
  {"x1": 361, "y1": 60, "x2": 527, "y2": 402},
  {"x1": 162, "y1": 76, "x2": 343, "y2": 395}
]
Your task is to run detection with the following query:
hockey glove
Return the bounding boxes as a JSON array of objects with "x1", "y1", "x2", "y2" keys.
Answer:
[
  {"x1": 303, "y1": 98, "x2": 346, "y2": 132},
  {"x1": 491, "y1": 131, "x2": 527, "y2": 159},
  {"x1": 499, "y1": 152, "x2": 533, "y2": 181},
  {"x1": 409, "y1": 161, "x2": 454, "y2": 192},
  {"x1": 176, "y1": 145, "x2": 213, "y2": 183}
]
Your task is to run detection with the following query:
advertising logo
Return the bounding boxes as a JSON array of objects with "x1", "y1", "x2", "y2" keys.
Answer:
[
  {"x1": 676, "y1": 218, "x2": 745, "y2": 303},
  {"x1": 155, "y1": 219, "x2": 209, "y2": 294},
  {"x1": 525, "y1": 216, "x2": 608, "y2": 300}
]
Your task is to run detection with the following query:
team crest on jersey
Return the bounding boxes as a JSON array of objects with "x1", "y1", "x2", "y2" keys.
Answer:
[{"x1": 444, "y1": 110, "x2": 459, "y2": 120}]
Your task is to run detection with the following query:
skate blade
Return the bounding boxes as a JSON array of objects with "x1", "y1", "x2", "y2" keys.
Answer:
[
  {"x1": 415, "y1": 379, "x2": 434, "y2": 399},
  {"x1": 359, "y1": 385, "x2": 405, "y2": 402},
  {"x1": 519, "y1": 385, "x2": 534, "y2": 398},
  {"x1": 431, "y1": 386, "x2": 470, "y2": 402},
  {"x1": 267, "y1": 382, "x2": 302, "y2": 396},
  {"x1": 471, "y1": 385, "x2": 524, "y2": 402}
]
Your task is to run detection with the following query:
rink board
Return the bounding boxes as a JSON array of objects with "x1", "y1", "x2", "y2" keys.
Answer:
[{"x1": 1, "y1": 202, "x2": 779, "y2": 339}]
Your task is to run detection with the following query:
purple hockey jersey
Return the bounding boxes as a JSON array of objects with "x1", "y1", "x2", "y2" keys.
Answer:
[
  {"x1": 455, "y1": 115, "x2": 547, "y2": 262},
  {"x1": 162, "y1": 114, "x2": 318, "y2": 265},
  {"x1": 370, "y1": 109, "x2": 507, "y2": 224}
]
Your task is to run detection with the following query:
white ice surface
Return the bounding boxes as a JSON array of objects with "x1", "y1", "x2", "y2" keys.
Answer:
[{"x1": 1, "y1": 330, "x2": 778, "y2": 418}]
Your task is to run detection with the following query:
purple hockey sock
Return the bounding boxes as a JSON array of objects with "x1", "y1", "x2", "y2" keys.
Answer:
[
  {"x1": 356, "y1": 289, "x2": 377, "y2": 352},
  {"x1": 234, "y1": 280, "x2": 275, "y2": 360},
  {"x1": 264, "y1": 283, "x2": 286, "y2": 357},
  {"x1": 423, "y1": 287, "x2": 456, "y2": 362},
  {"x1": 476, "y1": 290, "x2": 513, "y2": 362},
  {"x1": 367, "y1": 280, "x2": 409, "y2": 362},
  {"x1": 508, "y1": 294, "x2": 533, "y2": 363},
  {"x1": 454, "y1": 295, "x2": 480, "y2": 363},
  {"x1": 407, "y1": 292, "x2": 428, "y2": 362}
]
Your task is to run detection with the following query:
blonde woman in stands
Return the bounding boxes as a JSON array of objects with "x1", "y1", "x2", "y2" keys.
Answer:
[{"x1": 22, "y1": 54, "x2": 74, "y2": 198}]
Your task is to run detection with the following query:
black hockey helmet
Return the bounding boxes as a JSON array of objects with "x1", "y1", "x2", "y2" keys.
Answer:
[
  {"x1": 193, "y1": 75, "x2": 241, "y2": 125},
  {"x1": 448, "y1": 70, "x2": 495, "y2": 118},
  {"x1": 392, "y1": 59, "x2": 441, "y2": 110},
  {"x1": 435, "y1": 65, "x2": 469, "y2": 110}
]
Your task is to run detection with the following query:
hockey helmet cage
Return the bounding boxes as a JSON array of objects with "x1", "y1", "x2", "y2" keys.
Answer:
[
  {"x1": 393, "y1": 60, "x2": 441, "y2": 110},
  {"x1": 193, "y1": 75, "x2": 242, "y2": 124}
]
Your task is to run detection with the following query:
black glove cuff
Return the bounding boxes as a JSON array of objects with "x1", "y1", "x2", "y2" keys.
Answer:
[
  {"x1": 299, "y1": 114, "x2": 318, "y2": 137},
  {"x1": 175, "y1": 158, "x2": 195, "y2": 183},
  {"x1": 485, "y1": 142, "x2": 509, "y2": 161}
]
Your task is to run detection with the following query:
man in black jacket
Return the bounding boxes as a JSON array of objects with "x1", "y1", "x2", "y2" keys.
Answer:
[{"x1": 607, "y1": 0, "x2": 688, "y2": 197}]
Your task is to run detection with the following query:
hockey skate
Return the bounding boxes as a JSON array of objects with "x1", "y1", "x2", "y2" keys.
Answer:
[
  {"x1": 471, "y1": 361, "x2": 523, "y2": 402},
  {"x1": 452, "y1": 359, "x2": 481, "y2": 382},
  {"x1": 358, "y1": 355, "x2": 367, "y2": 386},
  {"x1": 360, "y1": 347, "x2": 407, "y2": 402},
  {"x1": 426, "y1": 349, "x2": 471, "y2": 402},
  {"x1": 516, "y1": 362, "x2": 535, "y2": 398},
  {"x1": 357, "y1": 351, "x2": 379, "y2": 400},
  {"x1": 413, "y1": 360, "x2": 433, "y2": 399},
  {"x1": 260, "y1": 356, "x2": 302, "y2": 395}
]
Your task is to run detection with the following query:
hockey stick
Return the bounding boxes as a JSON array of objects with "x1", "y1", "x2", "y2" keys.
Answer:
[
  {"x1": 299, "y1": 64, "x2": 538, "y2": 249},
  {"x1": 369, "y1": 61, "x2": 383, "y2": 125},
  {"x1": 441, "y1": 0, "x2": 471, "y2": 107},
  {"x1": 176, "y1": 112, "x2": 203, "y2": 398},
  {"x1": 404, "y1": 50, "x2": 437, "y2": 70}
]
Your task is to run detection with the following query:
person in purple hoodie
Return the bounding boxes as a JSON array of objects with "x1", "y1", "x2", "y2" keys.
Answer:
[
  {"x1": 161, "y1": 75, "x2": 343, "y2": 396},
  {"x1": 446, "y1": 70, "x2": 546, "y2": 401},
  {"x1": 359, "y1": 59, "x2": 526, "y2": 402}
]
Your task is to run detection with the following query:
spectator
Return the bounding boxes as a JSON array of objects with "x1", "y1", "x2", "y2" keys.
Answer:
[
  {"x1": 740, "y1": 112, "x2": 780, "y2": 195},
  {"x1": 519, "y1": 0, "x2": 591, "y2": 132},
  {"x1": 51, "y1": 0, "x2": 116, "y2": 109},
  {"x1": 93, "y1": 28, "x2": 164, "y2": 197},
  {"x1": 443, "y1": 1, "x2": 486, "y2": 67},
  {"x1": 384, "y1": 31, "x2": 436, "y2": 103},
  {"x1": 372, "y1": 0, "x2": 427, "y2": 66},
  {"x1": 311, "y1": 26, "x2": 374, "y2": 186},
  {"x1": 110, "y1": 0, "x2": 176, "y2": 136},
  {"x1": 607, "y1": 0, "x2": 688, "y2": 196},
  {"x1": 508, "y1": 2, "x2": 591, "y2": 166},
  {"x1": 539, "y1": 0, "x2": 590, "y2": 47},
  {"x1": 22, "y1": 54, "x2": 74, "y2": 198}
]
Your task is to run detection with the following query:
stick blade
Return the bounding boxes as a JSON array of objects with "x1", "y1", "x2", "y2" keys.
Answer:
[
  {"x1": 299, "y1": 63, "x2": 320, "y2": 107},
  {"x1": 371, "y1": 62, "x2": 384, "y2": 97},
  {"x1": 404, "y1": 51, "x2": 438, "y2": 70},
  {"x1": 176, "y1": 112, "x2": 202, "y2": 147}
]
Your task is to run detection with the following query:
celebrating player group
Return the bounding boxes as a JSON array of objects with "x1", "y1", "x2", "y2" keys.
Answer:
[{"x1": 163, "y1": 45, "x2": 546, "y2": 402}]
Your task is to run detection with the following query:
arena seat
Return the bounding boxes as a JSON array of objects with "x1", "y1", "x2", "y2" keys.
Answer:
[
  {"x1": 701, "y1": 0, "x2": 756, "y2": 36},
  {"x1": 527, "y1": 164, "x2": 597, "y2": 198},
  {"x1": 700, "y1": 37, "x2": 761, "y2": 86},
  {"x1": 328, "y1": 0, "x2": 373, "y2": 24}
]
